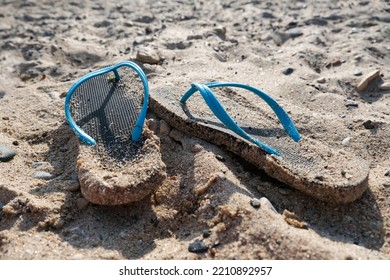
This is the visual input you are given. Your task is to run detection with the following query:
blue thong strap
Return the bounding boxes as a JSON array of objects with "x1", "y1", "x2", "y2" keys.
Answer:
[
  {"x1": 64, "y1": 61, "x2": 149, "y2": 145},
  {"x1": 180, "y1": 82, "x2": 301, "y2": 156}
]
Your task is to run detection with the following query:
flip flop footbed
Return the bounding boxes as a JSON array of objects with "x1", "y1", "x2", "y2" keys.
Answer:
[
  {"x1": 69, "y1": 67, "x2": 144, "y2": 144},
  {"x1": 150, "y1": 84, "x2": 368, "y2": 204},
  {"x1": 68, "y1": 68, "x2": 166, "y2": 205}
]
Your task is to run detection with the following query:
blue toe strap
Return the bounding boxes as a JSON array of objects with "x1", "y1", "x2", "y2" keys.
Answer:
[
  {"x1": 64, "y1": 61, "x2": 149, "y2": 145},
  {"x1": 180, "y1": 82, "x2": 301, "y2": 156}
]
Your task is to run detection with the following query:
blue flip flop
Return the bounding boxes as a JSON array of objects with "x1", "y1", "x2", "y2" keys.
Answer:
[
  {"x1": 64, "y1": 61, "x2": 166, "y2": 205},
  {"x1": 65, "y1": 61, "x2": 149, "y2": 146},
  {"x1": 150, "y1": 82, "x2": 369, "y2": 204}
]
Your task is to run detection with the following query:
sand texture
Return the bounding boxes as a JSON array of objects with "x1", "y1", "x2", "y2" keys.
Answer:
[{"x1": 1, "y1": 0, "x2": 390, "y2": 259}]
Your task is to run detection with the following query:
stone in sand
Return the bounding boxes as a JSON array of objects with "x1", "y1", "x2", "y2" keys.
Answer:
[
  {"x1": 34, "y1": 171, "x2": 55, "y2": 180},
  {"x1": 0, "y1": 144, "x2": 16, "y2": 162},
  {"x1": 283, "y1": 67, "x2": 294, "y2": 75},
  {"x1": 250, "y1": 198, "x2": 261, "y2": 209},
  {"x1": 136, "y1": 48, "x2": 160, "y2": 64},
  {"x1": 356, "y1": 70, "x2": 380, "y2": 92},
  {"x1": 188, "y1": 239, "x2": 208, "y2": 253},
  {"x1": 379, "y1": 82, "x2": 390, "y2": 91}
]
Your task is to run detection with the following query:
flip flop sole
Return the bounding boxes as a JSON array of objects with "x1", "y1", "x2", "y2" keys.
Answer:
[
  {"x1": 76, "y1": 128, "x2": 166, "y2": 205},
  {"x1": 150, "y1": 84, "x2": 368, "y2": 204},
  {"x1": 68, "y1": 68, "x2": 166, "y2": 205}
]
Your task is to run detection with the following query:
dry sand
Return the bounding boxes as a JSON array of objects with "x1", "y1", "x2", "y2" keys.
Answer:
[{"x1": 1, "y1": 0, "x2": 390, "y2": 259}]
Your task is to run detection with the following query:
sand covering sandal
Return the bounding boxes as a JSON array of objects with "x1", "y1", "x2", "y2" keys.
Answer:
[
  {"x1": 65, "y1": 61, "x2": 166, "y2": 205},
  {"x1": 150, "y1": 82, "x2": 369, "y2": 203}
]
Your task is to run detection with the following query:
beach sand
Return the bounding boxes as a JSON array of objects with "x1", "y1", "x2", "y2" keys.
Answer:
[{"x1": 0, "y1": 0, "x2": 390, "y2": 259}]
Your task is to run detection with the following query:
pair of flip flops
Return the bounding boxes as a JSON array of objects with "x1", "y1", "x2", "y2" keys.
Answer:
[{"x1": 65, "y1": 61, "x2": 369, "y2": 205}]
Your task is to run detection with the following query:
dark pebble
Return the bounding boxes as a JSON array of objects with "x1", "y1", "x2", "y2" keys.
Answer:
[
  {"x1": 363, "y1": 120, "x2": 375, "y2": 130},
  {"x1": 188, "y1": 239, "x2": 209, "y2": 253},
  {"x1": 0, "y1": 144, "x2": 16, "y2": 162},
  {"x1": 345, "y1": 101, "x2": 359, "y2": 108},
  {"x1": 250, "y1": 198, "x2": 261, "y2": 209},
  {"x1": 202, "y1": 229, "x2": 212, "y2": 238},
  {"x1": 12, "y1": 140, "x2": 19, "y2": 146},
  {"x1": 134, "y1": 15, "x2": 155, "y2": 24},
  {"x1": 283, "y1": 67, "x2": 294, "y2": 75},
  {"x1": 305, "y1": 18, "x2": 328, "y2": 26},
  {"x1": 262, "y1": 12, "x2": 275, "y2": 19},
  {"x1": 384, "y1": 171, "x2": 390, "y2": 177},
  {"x1": 315, "y1": 175, "x2": 324, "y2": 181},
  {"x1": 93, "y1": 20, "x2": 111, "y2": 28}
]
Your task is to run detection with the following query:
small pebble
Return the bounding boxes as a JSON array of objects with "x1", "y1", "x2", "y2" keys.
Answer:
[
  {"x1": 188, "y1": 239, "x2": 209, "y2": 253},
  {"x1": 34, "y1": 171, "x2": 55, "y2": 180},
  {"x1": 215, "y1": 154, "x2": 225, "y2": 162},
  {"x1": 187, "y1": 34, "x2": 203, "y2": 40},
  {"x1": 353, "y1": 69, "x2": 362, "y2": 76},
  {"x1": 356, "y1": 70, "x2": 380, "y2": 92},
  {"x1": 259, "y1": 197, "x2": 278, "y2": 214},
  {"x1": 134, "y1": 15, "x2": 155, "y2": 24},
  {"x1": 262, "y1": 12, "x2": 275, "y2": 19},
  {"x1": 76, "y1": 198, "x2": 89, "y2": 210},
  {"x1": 159, "y1": 119, "x2": 171, "y2": 135},
  {"x1": 316, "y1": 77, "x2": 326, "y2": 84},
  {"x1": 379, "y1": 83, "x2": 390, "y2": 91},
  {"x1": 286, "y1": 27, "x2": 303, "y2": 38},
  {"x1": 136, "y1": 47, "x2": 160, "y2": 64},
  {"x1": 64, "y1": 180, "x2": 80, "y2": 192},
  {"x1": 250, "y1": 198, "x2": 261, "y2": 209},
  {"x1": 363, "y1": 120, "x2": 375, "y2": 130},
  {"x1": 325, "y1": 59, "x2": 341, "y2": 68},
  {"x1": 384, "y1": 171, "x2": 390, "y2": 177},
  {"x1": 0, "y1": 144, "x2": 16, "y2": 162},
  {"x1": 315, "y1": 175, "x2": 324, "y2": 181},
  {"x1": 283, "y1": 67, "x2": 294, "y2": 75},
  {"x1": 93, "y1": 20, "x2": 111, "y2": 28},
  {"x1": 202, "y1": 229, "x2": 212, "y2": 238},
  {"x1": 213, "y1": 26, "x2": 226, "y2": 36},
  {"x1": 147, "y1": 118, "x2": 159, "y2": 134},
  {"x1": 341, "y1": 137, "x2": 351, "y2": 146},
  {"x1": 345, "y1": 101, "x2": 359, "y2": 108}
]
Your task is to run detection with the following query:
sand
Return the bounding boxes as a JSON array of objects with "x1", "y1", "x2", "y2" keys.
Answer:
[{"x1": 0, "y1": 0, "x2": 390, "y2": 259}]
